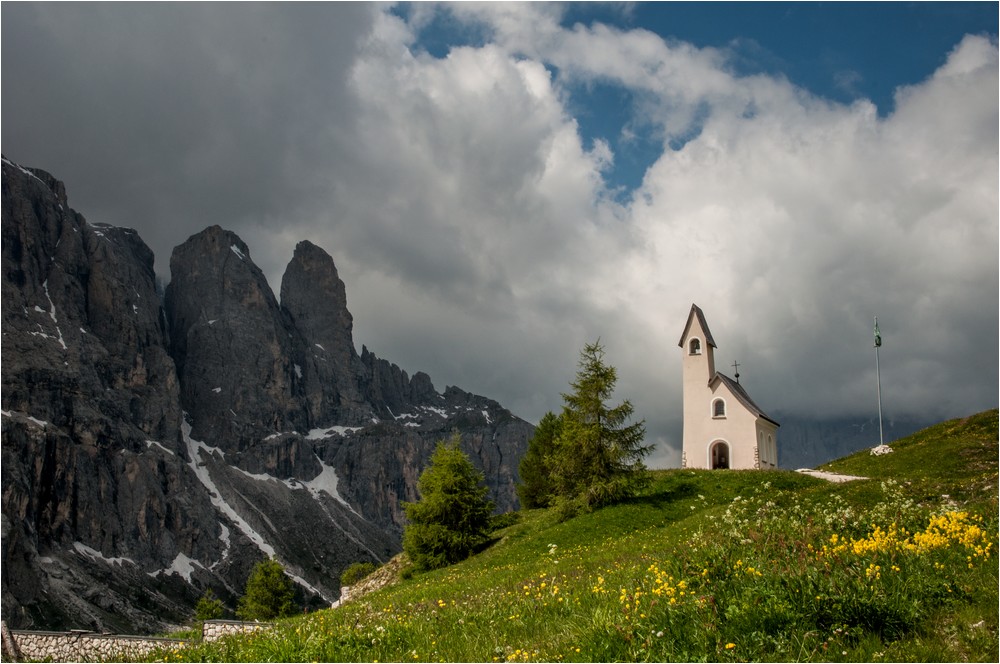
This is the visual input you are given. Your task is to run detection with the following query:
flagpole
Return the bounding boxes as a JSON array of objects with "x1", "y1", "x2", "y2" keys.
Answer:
[{"x1": 874, "y1": 316, "x2": 884, "y2": 447}]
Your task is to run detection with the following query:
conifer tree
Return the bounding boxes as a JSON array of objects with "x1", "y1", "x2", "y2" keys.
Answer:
[
  {"x1": 402, "y1": 433, "x2": 494, "y2": 571},
  {"x1": 516, "y1": 411, "x2": 562, "y2": 509},
  {"x1": 194, "y1": 588, "x2": 225, "y2": 621},
  {"x1": 236, "y1": 558, "x2": 297, "y2": 620},
  {"x1": 551, "y1": 340, "x2": 651, "y2": 508}
]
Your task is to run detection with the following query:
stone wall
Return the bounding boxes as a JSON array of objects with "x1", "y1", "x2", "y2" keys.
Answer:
[
  {"x1": 0, "y1": 619, "x2": 273, "y2": 662},
  {"x1": 2, "y1": 627, "x2": 185, "y2": 662},
  {"x1": 201, "y1": 619, "x2": 274, "y2": 642}
]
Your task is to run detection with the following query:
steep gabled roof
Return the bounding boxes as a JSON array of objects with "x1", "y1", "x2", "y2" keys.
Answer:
[
  {"x1": 677, "y1": 303, "x2": 717, "y2": 348},
  {"x1": 711, "y1": 373, "x2": 780, "y2": 427}
]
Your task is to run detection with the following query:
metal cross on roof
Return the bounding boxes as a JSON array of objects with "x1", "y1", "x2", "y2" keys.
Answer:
[{"x1": 732, "y1": 360, "x2": 741, "y2": 384}]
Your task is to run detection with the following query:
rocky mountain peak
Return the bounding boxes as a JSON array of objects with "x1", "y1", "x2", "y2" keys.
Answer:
[
  {"x1": 281, "y1": 240, "x2": 353, "y2": 346},
  {"x1": 3, "y1": 158, "x2": 533, "y2": 634},
  {"x1": 279, "y1": 241, "x2": 368, "y2": 426},
  {"x1": 175, "y1": 224, "x2": 252, "y2": 261},
  {"x1": 2, "y1": 156, "x2": 67, "y2": 209},
  {"x1": 165, "y1": 225, "x2": 303, "y2": 451}
]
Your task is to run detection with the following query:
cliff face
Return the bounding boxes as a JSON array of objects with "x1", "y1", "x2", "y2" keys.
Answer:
[
  {"x1": 280, "y1": 239, "x2": 370, "y2": 427},
  {"x1": 1, "y1": 157, "x2": 533, "y2": 633},
  {"x1": 165, "y1": 227, "x2": 305, "y2": 451},
  {"x1": 1, "y1": 156, "x2": 216, "y2": 632}
]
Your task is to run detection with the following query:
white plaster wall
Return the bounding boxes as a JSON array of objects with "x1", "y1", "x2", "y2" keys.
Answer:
[
  {"x1": 680, "y1": 322, "x2": 716, "y2": 468},
  {"x1": 756, "y1": 421, "x2": 779, "y2": 468},
  {"x1": 700, "y1": 382, "x2": 761, "y2": 470}
]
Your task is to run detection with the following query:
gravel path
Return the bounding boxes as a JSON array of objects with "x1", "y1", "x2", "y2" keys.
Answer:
[{"x1": 795, "y1": 469, "x2": 868, "y2": 483}]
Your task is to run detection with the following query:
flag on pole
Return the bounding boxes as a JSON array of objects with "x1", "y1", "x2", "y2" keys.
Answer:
[{"x1": 874, "y1": 318, "x2": 882, "y2": 348}]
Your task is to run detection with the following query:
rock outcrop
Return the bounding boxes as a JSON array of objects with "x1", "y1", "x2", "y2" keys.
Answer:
[
  {"x1": 1, "y1": 157, "x2": 533, "y2": 633},
  {"x1": 165, "y1": 227, "x2": 305, "y2": 451},
  {"x1": 280, "y1": 240, "x2": 370, "y2": 427}
]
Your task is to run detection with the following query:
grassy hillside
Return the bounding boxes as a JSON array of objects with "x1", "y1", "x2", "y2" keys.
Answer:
[{"x1": 149, "y1": 410, "x2": 997, "y2": 662}]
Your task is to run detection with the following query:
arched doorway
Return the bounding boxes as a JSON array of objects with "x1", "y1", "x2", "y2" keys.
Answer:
[{"x1": 710, "y1": 441, "x2": 730, "y2": 469}]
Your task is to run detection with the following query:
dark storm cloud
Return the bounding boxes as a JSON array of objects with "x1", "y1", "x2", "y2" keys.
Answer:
[{"x1": 2, "y1": 2, "x2": 375, "y2": 279}]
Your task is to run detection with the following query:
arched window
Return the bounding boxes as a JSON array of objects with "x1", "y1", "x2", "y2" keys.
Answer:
[
  {"x1": 713, "y1": 398, "x2": 726, "y2": 418},
  {"x1": 689, "y1": 338, "x2": 701, "y2": 355},
  {"x1": 710, "y1": 441, "x2": 730, "y2": 470},
  {"x1": 768, "y1": 435, "x2": 775, "y2": 467}
]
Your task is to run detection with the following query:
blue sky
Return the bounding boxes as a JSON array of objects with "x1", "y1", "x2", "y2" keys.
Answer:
[
  {"x1": 3, "y1": 2, "x2": 997, "y2": 467},
  {"x1": 622, "y1": 2, "x2": 997, "y2": 108},
  {"x1": 399, "y1": 2, "x2": 998, "y2": 193}
]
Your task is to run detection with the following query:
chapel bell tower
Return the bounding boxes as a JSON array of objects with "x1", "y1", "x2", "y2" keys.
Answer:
[{"x1": 678, "y1": 304, "x2": 717, "y2": 466}]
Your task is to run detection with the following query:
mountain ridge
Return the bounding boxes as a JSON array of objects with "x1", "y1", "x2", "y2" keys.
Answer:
[{"x1": 1, "y1": 157, "x2": 532, "y2": 633}]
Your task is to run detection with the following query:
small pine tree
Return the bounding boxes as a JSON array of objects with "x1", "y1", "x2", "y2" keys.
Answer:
[
  {"x1": 194, "y1": 588, "x2": 224, "y2": 621},
  {"x1": 517, "y1": 411, "x2": 562, "y2": 509},
  {"x1": 551, "y1": 340, "x2": 651, "y2": 508},
  {"x1": 402, "y1": 433, "x2": 494, "y2": 571},
  {"x1": 236, "y1": 558, "x2": 297, "y2": 620}
]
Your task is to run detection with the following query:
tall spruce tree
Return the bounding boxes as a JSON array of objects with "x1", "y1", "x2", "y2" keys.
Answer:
[
  {"x1": 517, "y1": 411, "x2": 562, "y2": 509},
  {"x1": 551, "y1": 340, "x2": 651, "y2": 508},
  {"x1": 402, "y1": 434, "x2": 494, "y2": 571}
]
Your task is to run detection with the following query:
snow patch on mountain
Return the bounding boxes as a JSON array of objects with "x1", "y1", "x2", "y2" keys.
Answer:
[
  {"x1": 149, "y1": 552, "x2": 204, "y2": 583},
  {"x1": 182, "y1": 416, "x2": 271, "y2": 556},
  {"x1": 420, "y1": 405, "x2": 448, "y2": 418},
  {"x1": 181, "y1": 418, "x2": 333, "y2": 601},
  {"x1": 300, "y1": 455, "x2": 356, "y2": 513},
  {"x1": 145, "y1": 440, "x2": 175, "y2": 456},
  {"x1": 30, "y1": 280, "x2": 66, "y2": 350},
  {"x1": 229, "y1": 455, "x2": 356, "y2": 515},
  {"x1": 73, "y1": 542, "x2": 138, "y2": 568},
  {"x1": 306, "y1": 425, "x2": 361, "y2": 439}
]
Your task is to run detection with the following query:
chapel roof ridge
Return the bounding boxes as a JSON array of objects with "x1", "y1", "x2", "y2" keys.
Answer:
[
  {"x1": 712, "y1": 372, "x2": 780, "y2": 427},
  {"x1": 677, "y1": 303, "x2": 717, "y2": 349}
]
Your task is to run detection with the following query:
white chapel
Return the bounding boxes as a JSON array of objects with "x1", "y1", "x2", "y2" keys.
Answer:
[{"x1": 678, "y1": 304, "x2": 779, "y2": 470}]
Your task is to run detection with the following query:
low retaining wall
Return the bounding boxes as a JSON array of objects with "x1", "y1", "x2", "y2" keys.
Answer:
[
  {"x1": 201, "y1": 619, "x2": 273, "y2": 642},
  {"x1": 1, "y1": 619, "x2": 273, "y2": 662},
  {"x1": 2, "y1": 629, "x2": 185, "y2": 662}
]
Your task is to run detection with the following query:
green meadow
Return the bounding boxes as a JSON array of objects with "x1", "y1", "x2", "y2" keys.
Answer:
[{"x1": 149, "y1": 410, "x2": 998, "y2": 662}]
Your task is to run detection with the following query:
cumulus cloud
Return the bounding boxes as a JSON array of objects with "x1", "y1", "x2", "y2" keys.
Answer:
[
  {"x1": 628, "y1": 34, "x2": 998, "y2": 421},
  {"x1": 2, "y1": 4, "x2": 995, "y2": 468},
  {"x1": 331, "y1": 9, "x2": 996, "y2": 466}
]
